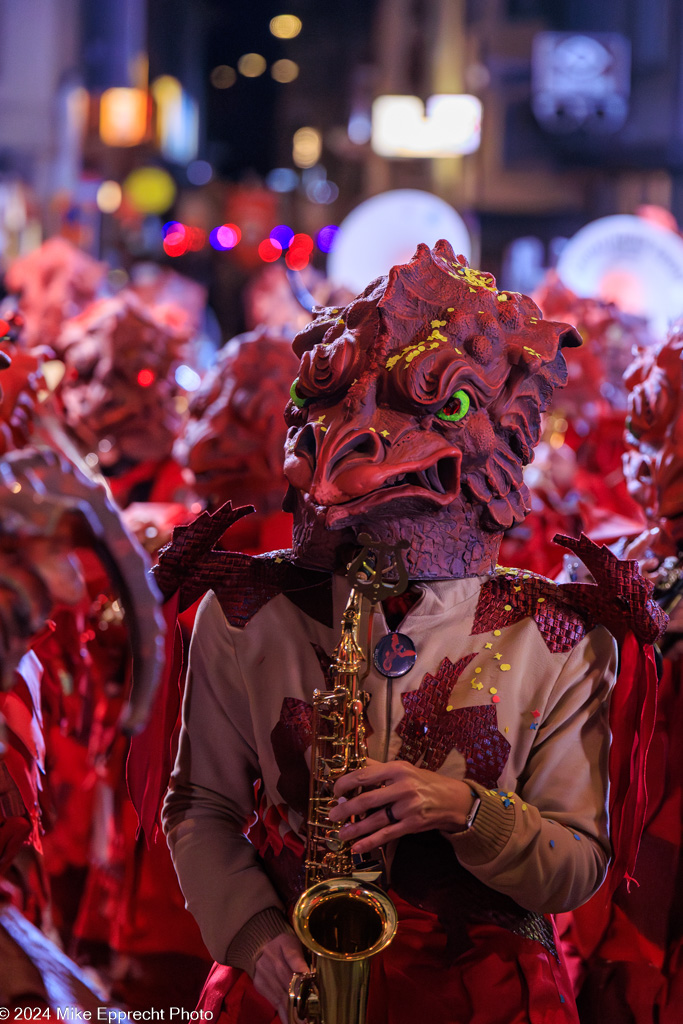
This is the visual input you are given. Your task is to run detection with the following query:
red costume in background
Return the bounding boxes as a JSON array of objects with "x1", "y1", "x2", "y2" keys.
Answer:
[
  {"x1": 500, "y1": 274, "x2": 654, "y2": 579},
  {"x1": 562, "y1": 323, "x2": 683, "y2": 1024}
]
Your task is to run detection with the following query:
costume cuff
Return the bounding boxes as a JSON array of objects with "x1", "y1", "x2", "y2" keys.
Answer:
[
  {"x1": 448, "y1": 782, "x2": 516, "y2": 866},
  {"x1": 224, "y1": 906, "x2": 294, "y2": 977}
]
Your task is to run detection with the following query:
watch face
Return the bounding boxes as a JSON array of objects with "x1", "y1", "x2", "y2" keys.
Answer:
[{"x1": 373, "y1": 632, "x2": 417, "y2": 677}]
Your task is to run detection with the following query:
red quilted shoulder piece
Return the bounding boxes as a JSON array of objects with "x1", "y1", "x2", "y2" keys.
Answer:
[
  {"x1": 152, "y1": 502, "x2": 334, "y2": 628},
  {"x1": 473, "y1": 534, "x2": 666, "y2": 651},
  {"x1": 555, "y1": 534, "x2": 667, "y2": 646}
]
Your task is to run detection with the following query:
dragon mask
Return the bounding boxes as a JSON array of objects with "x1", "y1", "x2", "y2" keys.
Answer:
[{"x1": 283, "y1": 240, "x2": 580, "y2": 578}]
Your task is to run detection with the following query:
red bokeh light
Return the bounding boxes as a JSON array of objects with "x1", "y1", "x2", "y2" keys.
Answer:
[
  {"x1": 285, "y1": 248, "x2": 310, "y2": 271},
  {"x1": 163, "y1": 223, "x2": 189, "y2": 257},
  {"x1": 137, "y1": 368, "x2": 156, "y2": 387},
  {"x1": 290, "y1": 232, "x2": 314, "y2": 253},
  {"x1": 258, "y1": 238, "x2": 283, "y2": 262}
]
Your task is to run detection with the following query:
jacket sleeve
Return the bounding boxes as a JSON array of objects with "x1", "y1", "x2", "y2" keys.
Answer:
[
  {"x1": 449, "y1": 624, "x2": 617, "y2": 913},
  {"x1": 162, "y1": 591, "x2": 291, "y2": 968}
]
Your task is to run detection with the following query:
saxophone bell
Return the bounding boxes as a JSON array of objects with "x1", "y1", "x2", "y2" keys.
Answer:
[{"x1": 288, "y1": 879, "x2": 398, "y2": 1024}]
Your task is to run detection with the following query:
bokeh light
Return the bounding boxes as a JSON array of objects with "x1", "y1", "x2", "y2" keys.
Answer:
[
  {"x1": 163, "y1": 222, "x2": 206, "y2": 257},
  {"x1": 107, "y1": 268, "x2": 129, "y2": 290},
  {"x1": 209, "y1": 223, "x2": 242, "y2": 250},
  {"x1": 187, "y1": 160, "x2": 213, "y2": 186},
  {"x1": 258, "y1": 238, "x2": 283, "y2": 262},
  {"x1": 293, "y1": 127, "x2": 322, "y2": 168},
  {"x1": 347, "y1": 111, "x2": 372, "y2": 145},
  {"x1": 175, "y1": 365, "x2": 201, "y2": 391},
  {"x1": 290, "y1": 233, "x2": 314, "y2": 254},
  {"x1": 163, "y1": 222, "x2": 189, "y2": 257},
  {"x1": 152, "y1": 75, "x2": 198, "y2": 164},
  {"x1": 96, "y1": 180, "x2": 122, "y2": 214},
  {"x1": 286, "y1": 232, "x2": 314, "y2": 271},
  {"x1": 271, "y1": 59, "x2": 299, "y2": 83},
  {"x1": 266, "y1": 168, "x2": 299, "y2": 192},
  {"x1": 124, "y1": 166, "x2": 177, "y2": 215},
  {"x1": 286, "y1": 248, "x2": 309, "y2": 271},
  {"x1": 317, "y1": 225, "x2": 340, "y2": 253},
  {"x1": 270, "y1": 224, "x2": 294, "y2": 249},
  {"x1": 238, "y1": 53, "x2": 267, "y2": 78},
  {"x1": 306, "y1": 179, "x2": 339, "y2": 204},
  {"x1": 137, "y1": 368, "x2": 156, "y2": 387},
  {"x1": 99, "y1": 88, "x2": 149, "y2": 147},
  {"x1": 210, "y1": 65, "x2": 237, "y2": 89},
  {"x1": 270, "y1": 14, "x2": 302, "y2": 38}
]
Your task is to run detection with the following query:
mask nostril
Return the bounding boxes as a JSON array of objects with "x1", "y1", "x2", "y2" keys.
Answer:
[
  {"x1": 293, "y1": 423, "x2": 318, "y2": 467},
  {"x1": 328, "y1": 431, "x2": 381, "y2": 476}
]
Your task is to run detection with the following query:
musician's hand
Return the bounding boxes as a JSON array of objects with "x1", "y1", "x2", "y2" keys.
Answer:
[
  {"x1": 329, "y1": 757, "x2": 475, "y2": 853},
  {"x1": 253, "y1": 932, "x2": 309, "y2": 1024}
]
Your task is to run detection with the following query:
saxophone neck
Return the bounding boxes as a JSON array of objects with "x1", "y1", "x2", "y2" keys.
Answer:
[{"x1": 333, "y1": 586, "x2": 365, "y2": 676}]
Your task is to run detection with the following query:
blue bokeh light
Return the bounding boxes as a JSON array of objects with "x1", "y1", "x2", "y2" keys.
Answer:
[
  {"x1": 317, "y1": 224, "x2": 340, "y2": 253},
  {"x1": 270, "y1": 224, "x2": 295, "y2": 249}
]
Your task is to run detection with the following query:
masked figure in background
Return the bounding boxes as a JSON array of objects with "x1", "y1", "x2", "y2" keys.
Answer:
[
  {"x1": 0, "y1": 337, "x2": 166, "y2": 1011},
  {"x1": 561, "y1": 323, "x2": 683, "y2": 1024},
  {"x1": 52, "y1": 291, "x2": 191, "y2": 507},
  {"x1": 501, "y1": 274, "x2": 654, "y2": 578},
  {"x1": 174, "y1": 325, "x2": 299, "y2": 554},
  {"x1": 158, "y1": 242, "x2": 663, "y2": 1024},
  {"x1": 4, "y1": 238, "x2": 105, "y2": 350}
]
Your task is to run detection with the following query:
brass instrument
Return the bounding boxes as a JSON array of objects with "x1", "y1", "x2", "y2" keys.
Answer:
[{"x1": 288, "y1": 537, "x2": 407, "y2": 1024}]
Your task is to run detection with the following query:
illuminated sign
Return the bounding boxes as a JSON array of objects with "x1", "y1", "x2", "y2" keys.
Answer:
[
  {"x1": 532, "y1": 32, "x2": 630, "y2": 133},
  {"x1": 372, "y1": 94, "x2": 482, "y2": 157}
]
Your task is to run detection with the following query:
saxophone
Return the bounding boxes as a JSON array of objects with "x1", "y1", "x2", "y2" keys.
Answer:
[{"x1": 288, "y1": 536, "x2": 407, "y2": 1024}]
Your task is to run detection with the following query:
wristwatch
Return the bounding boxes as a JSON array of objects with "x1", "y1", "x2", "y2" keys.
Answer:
[{"x1": 465, "y1": 790, "x2": 481, "y2": 829}]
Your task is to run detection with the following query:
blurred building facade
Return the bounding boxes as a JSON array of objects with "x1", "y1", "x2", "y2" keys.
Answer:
[{"x1": 0, "y1": 0, "x2": 682, "y2": 309}]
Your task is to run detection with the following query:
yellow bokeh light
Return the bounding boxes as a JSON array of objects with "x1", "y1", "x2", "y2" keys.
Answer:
[
  {"x1": 152, "y1": 74, "x2": 182, "y2": 104},
  {"x1": 123, "y1": 166, "x2": 177, "y2": 215},
  {"x1": 96, "y1": 180, "x2": 122, "y2": 214},
  {"x1": 270, "y1": 14, "x2": 302, "y2": 38},
  {"x1": 237, "y1": 53, "x2": 267, "y2": 78},
  {"x1": 292, "y1": 126, "x2": 322, "y2": 168},
  {"x1": 210, "y1": 65, "x2": 236, "y2": 89},
  {"x1": 271, "y1": 59, "x2": 299, "y2": 83}
]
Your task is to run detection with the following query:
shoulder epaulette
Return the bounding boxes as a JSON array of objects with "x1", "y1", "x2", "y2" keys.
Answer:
[
  {"x1": 473, "y1": 534, "x2": 666, "y2": 652},
  {"x1": 152, "y1": 502, "x2": 334, "y2": 628},
  {"x1": 555, "y1": 534, "x2": 666, "y2": 645}
]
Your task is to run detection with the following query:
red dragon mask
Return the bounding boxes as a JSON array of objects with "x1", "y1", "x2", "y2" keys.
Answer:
[
  {"x1": 176, "y1": 325, "x2": 299, "y2": 513},
  {"x1": 283, "y1": 240, "x2": 580, "y2": 578},
  {"x1": 54, "y1": 291, "x2": 189, "y2": 469}
]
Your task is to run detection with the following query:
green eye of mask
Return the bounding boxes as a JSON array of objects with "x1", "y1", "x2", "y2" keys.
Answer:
[
  {"x1": 289, "y1": 377, "x2": 307, "y2": 409},
  {"x1": 437, "y1": 389, "x2": 470, "y2": 422}
]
